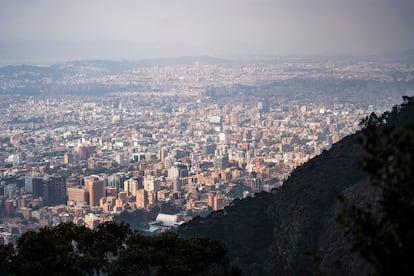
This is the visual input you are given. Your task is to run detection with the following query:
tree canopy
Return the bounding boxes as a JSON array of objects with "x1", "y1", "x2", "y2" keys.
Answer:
[
  {"x1": 0, "y1": 221, "x2": 240, "y2": 275},
  {"x1": 337, "y1": 96, "x2": 414, "y2": 275}
]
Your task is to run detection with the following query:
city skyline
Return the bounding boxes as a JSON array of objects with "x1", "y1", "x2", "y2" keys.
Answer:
[{"x1": 1, "y1": 0, "x2": 414, "y2": 63}]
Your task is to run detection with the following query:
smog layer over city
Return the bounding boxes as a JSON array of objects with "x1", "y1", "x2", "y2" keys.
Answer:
[{"x1": 1, "y1": 1, "x2": 414, "y2": 275}]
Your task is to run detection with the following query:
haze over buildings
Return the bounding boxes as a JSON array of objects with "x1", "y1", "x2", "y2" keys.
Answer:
[
  {"x1": 1, "y1": 0, "x2": 414, "y2": 63},
  {"x1": 1, "y1": 56, "x2": 413, "y2": 242}
]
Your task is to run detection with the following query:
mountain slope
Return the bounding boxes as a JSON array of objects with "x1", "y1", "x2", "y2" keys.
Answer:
[
  {"x1": 266, "y1": 134, "x2": 368, "y2": 275},
  {"x1": 179, "y1": 98, "x2": 414, "y2": 275}
]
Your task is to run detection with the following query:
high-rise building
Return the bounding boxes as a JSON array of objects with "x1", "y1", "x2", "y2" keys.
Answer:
[
  {"x1": 5, "y1": 199, "x2": 14, "y2": 216},
  {"x1": 213, "y1": 193, "x2": 226, "y2": 211},
  {"x1": 143, "y1": 175, "x2": 160, "y2": 192},
  {"x1": 207, "y1": 192, "x2": 227, "y2": 211},
  {"x1": 201, "y1": 143, "x2": 216, "y2": 156},
  {"x1": 77, "y1": 146, "x2": 89, "y2": 160},
  {"x1": 168, "y1": 166, "x2": 179, "y2": 181},
  {"x1": 4, "y1": 184, "x2": 17, "y2": 199},
  {"x1": 84, "y1": 176, "x2": 104, "y2": 207},
  {"x1": 67, "y1": 187, "x2": 88, "y2": 205},
  {"x1": 147, "y1": 190, "x2": 157, "y2": 205},
  {"x1": 172, "y1": 177, "x2": 181, "y2": 192},
  {"x1": 108, "y1": 173, "x2": 125, "y2": 190},
  {"x1": 159, "y1": 147, "x2": 168, "y2": 162},
  {"x1": 136, "y1": 189, "x2": 148, "y2": 209},
  {"x1": 215, "y1": 155, "x2": 229, "y2": 169},
  {"x1": 44, "y1": 176, "x2": 66, "y2": 205},
  {"x1": 77, "y1": 146, "x2": 94, "y2": 160},
  {"x1": 230, "y1": 112, "x2": 240, "y2": 126},
  {"x1": 208, "y1": 193, "x2": 214, "y2": 208},
  {"x1": 7, "y1": 154, "x2": 22, "y2": 165},
  {"x1": 168, "y1": 164, "x2": 188, "y2": 180},
  {"x1": 63, "y1": 152, "x2": 73, "y2": 164},
  {"x1": 25, "y1": 176, "x2": 44, "y2": 198},
  {"x1": 124, "y1": 178, "x2": 139, "y2": 196},
  {"x1": 258, "y1": 100, "x2": 269, "y2": 112}
]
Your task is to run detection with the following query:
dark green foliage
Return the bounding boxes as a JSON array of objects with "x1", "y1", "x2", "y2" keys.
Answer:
[
  {"x1": 89, "y1": 221, "x2": 132, "y2": 273},
  {"x1": 180, "y1": 191, "x2": 273, "y2": 274},
  {"x1": 113, "y1": 232, "x2": 232, "y2": 275},
  {"x1": 0, "y1": 221, "x2": 236, "y2": 275},
  {"x1": 0, "y1": 243, "x2": 15, "y2": 274},
  {"x1": 337, "y1": 97, "x2": 414, "y2": 275},
  {"x1": 15, "y1": 222, "x2": 97, "y2": 275},
  {"x1": 179, "y1": 97, "x2": 414, "y2": 275}
]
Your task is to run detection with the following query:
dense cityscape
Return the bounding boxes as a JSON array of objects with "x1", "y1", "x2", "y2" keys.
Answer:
[{"x1": 0, "y1": 57, "x2": 412, "y2": 244}]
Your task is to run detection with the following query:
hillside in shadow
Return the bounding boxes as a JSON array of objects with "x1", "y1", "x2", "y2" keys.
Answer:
[{"x1": 179, "y1": 97, "x2": 414, "y2": 275}]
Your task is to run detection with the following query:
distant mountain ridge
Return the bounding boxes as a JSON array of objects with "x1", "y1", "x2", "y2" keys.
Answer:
[
  {"x1": 0, "y1": 57, "x2": 232, "y2": 96},
  {"x1": 178, "y1": 97, "x2": 414, "y2": 275}
]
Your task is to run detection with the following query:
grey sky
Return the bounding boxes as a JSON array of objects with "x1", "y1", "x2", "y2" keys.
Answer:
[{"x1": 1, "y1": 0, "x2": 413, "y2": 61}]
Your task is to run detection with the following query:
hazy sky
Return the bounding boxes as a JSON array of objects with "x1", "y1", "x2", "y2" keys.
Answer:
[{"x1": 1, "y1": 0, "x2": 414, "y2": 62}]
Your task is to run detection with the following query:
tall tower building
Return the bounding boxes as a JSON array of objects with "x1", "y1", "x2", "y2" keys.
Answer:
[
  {"x1": 147, "y1": 190, "x2": 157, "y2": 205},
  {"x1": 84, "y1": 176, "x2": 104, "y2": 207},
  {"x1": 136, "y1": 189, "x2": 148, "y2": 209},
  {"x1": 63, "y1": 152, "x2": 73, "y2": 164},
  {"x1": 77, "y1": 146, "x2": 87, "y2": 160},
  {"x1": 207, "y1": 192, "x2": 226, "y2": 211},
  {"x1": 168, "y1": 166, "x2": 180, "y2": 181},
  {"x1": 25, "y1": 176, "x2": 44, "y2": 198},
  {"x1": 108, "y1": 173, "x2": 125, "y2": 191},
  {"x1": 230, "y1": 112, "x2": 240, "y2": 126},
  {"x1": 213, "y1": 193, "x2": 226, "y2": 211},
  {"x1": 143, "y1": 175, "x2": 160, "y2": 192},
  {"x1": 215, "y1": 155, "x2": 229, "y2": 169},
  {"x1": 124, "y1": 178, "x2": 139, "y2": 196},
  {"x1": 44, "y1": 176, "x2": 66, "y2": 205},
  {"x1": 159, "y1": 147, "x2": 168, "y2": 163},
  {"x1": 172, "y1": 177, "x2": 181, "y2": 192},
  {"x1": 208, "y1": 193, "x2": 214, "y2": 208}
]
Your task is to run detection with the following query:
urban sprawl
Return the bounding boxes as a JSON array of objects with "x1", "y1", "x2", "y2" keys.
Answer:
[{"x1": 1, "y1": 57, "x2": 412, "y2": 244}]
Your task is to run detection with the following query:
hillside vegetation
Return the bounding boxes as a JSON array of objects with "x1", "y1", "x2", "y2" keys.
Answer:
[
  {"x1": 179, "y1": 96, "x2": 414, "y2": 275},
  {"x1": 0, "y1": 221, "x2": 239, "y2": 275}
]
